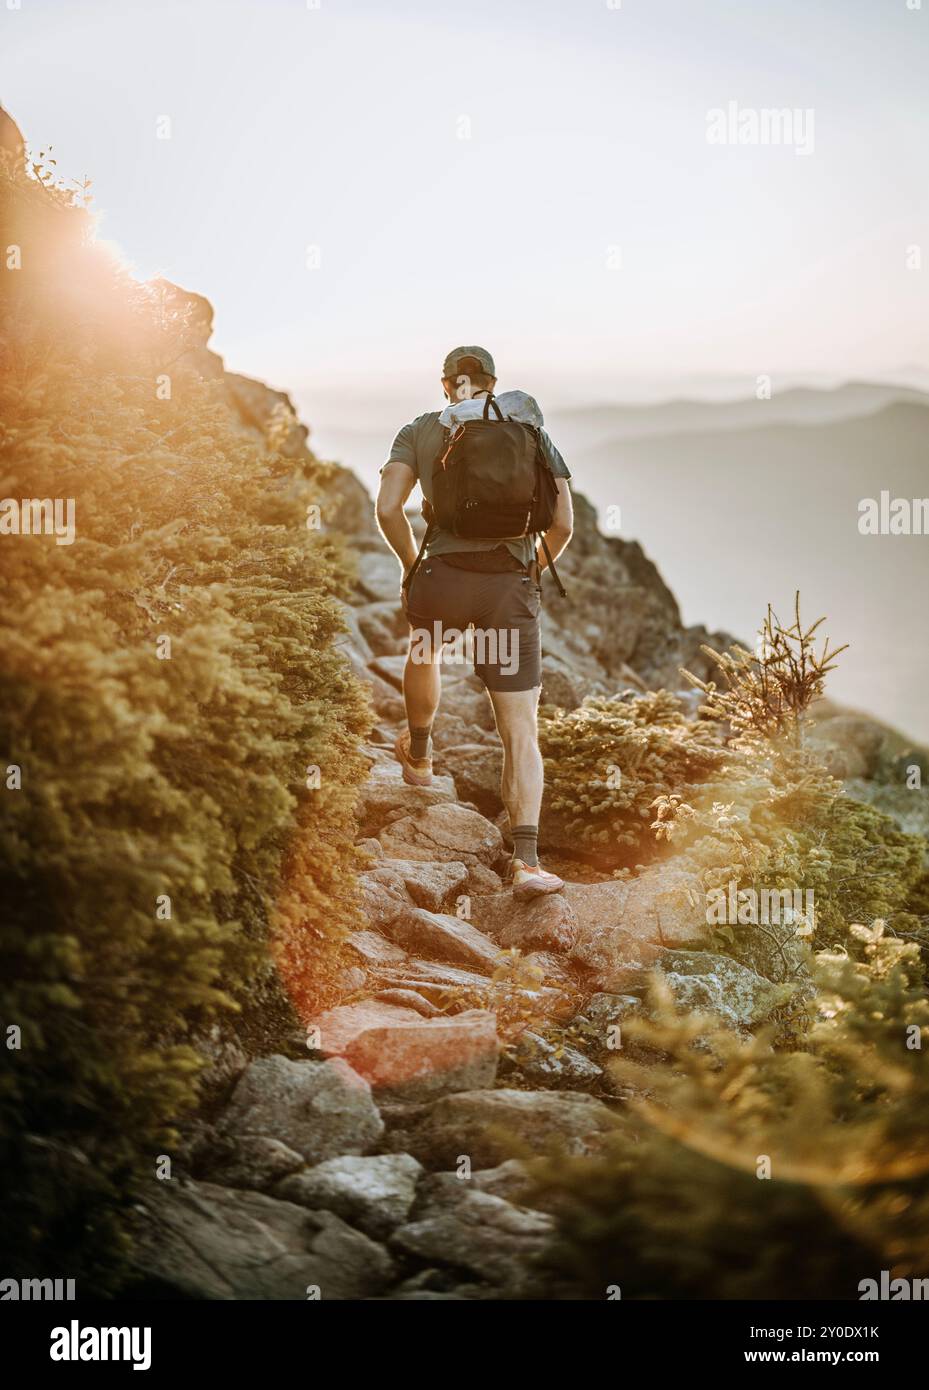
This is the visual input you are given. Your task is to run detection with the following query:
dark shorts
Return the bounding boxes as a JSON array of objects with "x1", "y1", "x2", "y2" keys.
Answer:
[{"x1": 403, "y1": 556, "x2": 542, "y2": 692}]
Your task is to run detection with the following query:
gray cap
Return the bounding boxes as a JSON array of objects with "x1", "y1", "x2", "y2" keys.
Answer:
[{"x1": 442, "y1": 344, "x2": 496, "y2": 378}]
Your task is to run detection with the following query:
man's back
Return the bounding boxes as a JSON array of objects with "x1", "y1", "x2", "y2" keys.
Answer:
[{"x1": 384, "y1": 405, "x2": 571, "y2": 568}]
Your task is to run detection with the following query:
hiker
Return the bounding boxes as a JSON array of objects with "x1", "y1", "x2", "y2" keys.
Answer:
[{"x1": 376, "y1": 345, "x2": 574, "y2": 899}]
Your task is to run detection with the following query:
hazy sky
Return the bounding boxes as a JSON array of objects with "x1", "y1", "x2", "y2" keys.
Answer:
[{"x1": 5, "y1": 0, "x2": 928, "y2": 399}]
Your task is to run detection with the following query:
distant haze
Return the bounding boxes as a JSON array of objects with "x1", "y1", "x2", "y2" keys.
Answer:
[{"x1": 302, "y1": 379, "x2": 929, "y2": 744}]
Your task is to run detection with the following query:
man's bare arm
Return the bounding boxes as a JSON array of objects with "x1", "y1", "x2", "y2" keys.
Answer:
[
  {"x1": 538, "y1": 478, "x2": 573, "y2": 568},
  {"x1": 375, "y1": 460, "x2": 419, "y2": 573}
]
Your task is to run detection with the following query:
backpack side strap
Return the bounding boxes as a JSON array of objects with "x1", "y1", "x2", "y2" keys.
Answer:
[
  {"x1": 538, "y1": 533, "x2": 567, "y2": 598},
  {"x1": 402, "y1": 519, "x2": 435, "y2": 592}
]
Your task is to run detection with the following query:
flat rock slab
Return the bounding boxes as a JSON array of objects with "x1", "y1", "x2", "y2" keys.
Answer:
[
  {"x1": 311, "y1": 1000, "x2": 425, "y2": 1053},
  {"x1": 380, "y1": 906, "x2": 503, "y2": 972},
  {"x1": 219, "y1": 1055, "x2": 383, "y2": 1165},
  {"x1": 129, "y1": 1180, "x2": 395, "y2": 1300},
  {"x1": 568, "y1": 865, "x2": 704, "y2": 984},
  {"x1": 379, "y1": 803, "x2": 504, "y2": 867},
  {"x1": 343, "y1": 1009, "x2": 499, "y2": 1102},
  {"x1": 276, "y1": 1153, "x2": 422, "y2": 1240},
  {"x1": 346, "y1": 929, "x2": 408, "y2": 968},
  {"x1": 469, "y1": 891, "x2": 578, "y2": 952},
  {"x1": 382, "y1": 1087, "x2": 620, "y2": 1170},
  {"x1": 356, "y1": 761, "x2": 457, "y2": 838}
]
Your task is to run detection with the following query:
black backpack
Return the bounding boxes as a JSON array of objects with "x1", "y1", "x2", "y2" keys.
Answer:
[{"x1": 404, "y1": 393, "x2": 566, "y2": 596}]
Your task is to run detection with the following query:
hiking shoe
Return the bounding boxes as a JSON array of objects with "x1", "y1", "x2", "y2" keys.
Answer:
[
  {"x1": 511, "y1": 858, "x2": 565, "y2": 899},
  {"x1": 394, "y1": 730, "x2": 433, "y2": 787}
]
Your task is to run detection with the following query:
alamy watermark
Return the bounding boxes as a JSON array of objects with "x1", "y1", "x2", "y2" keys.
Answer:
[
  {"x1": 859, "y1": 1271, "x2": 929, "y2": 1300},
  {"x1": 409, "y1": 622, "x2": 520, "y2": 678},
  {"x1": 0, "y1": 497, "x2": 75, "y2": 545},
  {"x1": 706, "y1": 881, "x2": 814, "y2": 931},
  {"x1": 1, "y1": 1276, "x2": 75, "y2": 1299},
  {"x1": 706, "y1": 101, "x2": 815, "y2": 156},
  {"x1": 858, "y1": 491, "x2": 929, "y2": 535}
]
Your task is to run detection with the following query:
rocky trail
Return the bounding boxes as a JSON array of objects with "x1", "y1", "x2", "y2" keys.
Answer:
[
  {"x1": 125, "y1": 475, "x2": 797, "y2": 1300},
  {"x1": 118, "y1": 349, "x2": 919, "y2": 1301}
]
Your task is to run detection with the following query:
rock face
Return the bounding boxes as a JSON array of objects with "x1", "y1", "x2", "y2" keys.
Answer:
[{"x1": 378, "y1": 802, "x2": 505, "y2": 867}]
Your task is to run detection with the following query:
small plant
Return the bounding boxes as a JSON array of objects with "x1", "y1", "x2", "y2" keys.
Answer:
[{"x1": 682, "y1": 592, "x2": 848, "y2": 751}]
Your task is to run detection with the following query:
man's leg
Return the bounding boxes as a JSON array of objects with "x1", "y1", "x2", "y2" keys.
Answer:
[
  {"x1": 488, "y1": 685, "x2": 564, "y2": 896},
  {"x1": 488, "y1": 686, "x2": 544, "y2": 827},
  {"x1": 403, "y1": 639, "x2": 442, "y2": 734},
  {"x1": 395, "y1": 607, "x2": 444, "y2": 786}
]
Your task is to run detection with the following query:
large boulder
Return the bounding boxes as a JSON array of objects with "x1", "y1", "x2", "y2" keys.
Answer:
[
  {"x1": 128, "y1": 1181, "x2": 395, "y2": 1300},
  {"x1": 807, "y1": 713, "x2": 889, "y2": 781},
  {"x1": 219, "y1": 1056, "x2": 383, "y2": 1164},
  {"x1": 276, "y1": 1153, "x2": 422, "y2": 1239},
  {"x1": 382, "y1": 1088, "x2": 620, "y2": 1170},
  {"x1": 538, "y1": 655, "x2": 587, "y2": 711},
  {"x1": 346, "y1": 929, "x2": 407, "y2": 969},
  {"x1": 379, "y1": 803, "x2": 505, "y2": 867}
]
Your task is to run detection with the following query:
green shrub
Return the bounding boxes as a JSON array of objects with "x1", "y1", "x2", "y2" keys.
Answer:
[
  {"x1": 539, "y1": 690, "x2": 726, "y2": 864},
  {"x1": 534, "y1": 931, "x2": 929, "y2": 1298},
  {"x1": 0, "y1": 157, "x2": 369, "y2": 1286}
]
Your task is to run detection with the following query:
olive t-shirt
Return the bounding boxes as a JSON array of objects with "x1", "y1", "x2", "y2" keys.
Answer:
[{"x1": 382, "y1": 405, "x2": 571, "y2": 566}]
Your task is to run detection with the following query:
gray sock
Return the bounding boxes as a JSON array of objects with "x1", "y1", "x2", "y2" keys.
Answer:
[
  {"x1": 512, "y1": 825, "x2": 539, "y2": 867},
  {"x1": 408, "y1": 724, "x2": 432, "y2": 760}
]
